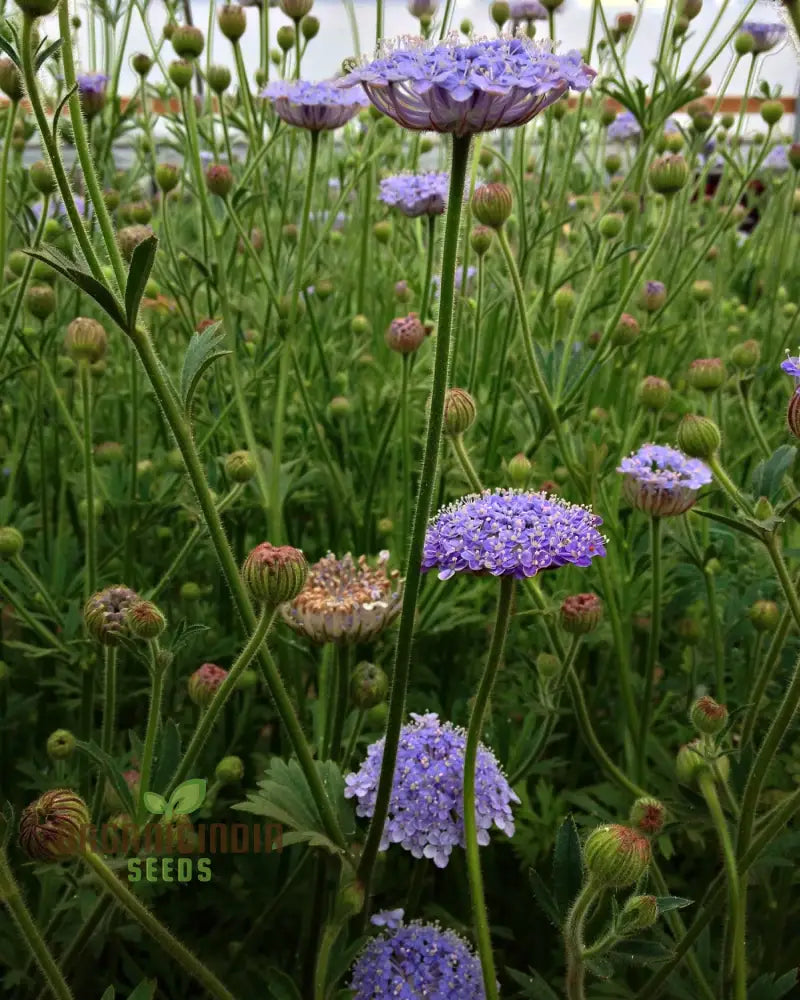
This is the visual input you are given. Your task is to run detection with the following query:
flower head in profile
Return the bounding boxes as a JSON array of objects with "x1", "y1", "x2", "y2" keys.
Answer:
[
  {"x1": 379, "y1": 172, "x2": 449, "y2": 216},
  {"x1": 608, "y1": 109, "x2": 641, "y2": 142},
  {"x1": 421, "y1": 488, "x2": 605, "y2": 580},
  {"x1": 511, "y1": 0, "x2": 548, "y2": 24},
  {"x1": 77, "y1": 72, "x2": 109, "y2": 118},
  {"x1": 617, "y1": 443, "x2": 712, "y2": 517},
  {"x1": 350, "y1": 920, "x2": 487, "y2": 999},
  {"x1": 763, "y1": 144, "x2": 789, "y2": 173},
  {"x1": 261, "y1": 79, "x2": 368, "y2": 130},
  {"x1": 780, "y1": 352, "x2": 800, "y2": 391},
  {"x1": 281, "y1": 551, "x2": 403, "y2": 643},
  {"x1": 338, "y1": 33, "x2": 595, "y2": 135},
  {"x1": 345, "y1": 712, "x2": 519, "y2": 868},
  {"x1": 741, "y1": 21, "x2": 787, "y2": 53}
]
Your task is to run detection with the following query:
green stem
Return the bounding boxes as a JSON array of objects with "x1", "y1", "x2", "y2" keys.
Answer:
[
  {"x1": 708, "y1": 455, "x2": 755, "y2": 517},
  {"x1": 400, "y1": 354, "x2": 412, "y2": 540},
  {"x1": 313, "y1": 919, "x2": 342, "y2": 1000},
  {"x1": 356, "y1": 133, "x2": 473, "y2": 894},
  {"x1": 12, "y1": 556, "x2": 62, "y2": 622},
  {"x1": 703, "y1": 570, "x2": 726, "y2": 702},
  {"x1": 0, "y1": 850, "x2": 74, "y2": 1000},
  {"x1": 362, "y1": 391, "x2": 403, "y2": 550},
  {"x1": 328, "y1": 644, "x2": 351, "y2": 762},
  {"x1": 0, "y1": 100, "x2": 17, "y2": 270},
  {"x1": 740, "y1": 603, "x2": 794, "y2": 750},
  {"x1": 697, "y1": 770, "x2": 746, "y2": 1000},
  {"x1": 79, "y1": 362, "x2": 97, "y2": 598},
  {"x1": 636, "y1": 516, "x2": 662, "y2": 782},
  {"x1": 0, "y1": 190, "x2": 49, "y2": 367},
  {"x1": 138, "y1": 642, "x2": 167, "y2": 817},
  {"x1": 80, "y1": 848, "x2": 236, "y2": 1000},
  {"x1": 451, "y1": 434, "x2": 482, "y2": 493},
  {"x1": 597, "y1": 555, "x2": 636, "y2": 738},
  {"x1": 564, "y1": 880, "x2": 600, "y2": 1000},
  {"x1": 419, "y1": 214, "x2": 436, "y2": 325},
  {"x1": 464, "y1": 575, "x2": 514, "y2": 1000}
]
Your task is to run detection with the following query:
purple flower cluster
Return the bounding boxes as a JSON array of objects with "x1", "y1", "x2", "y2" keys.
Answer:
[
  {"x1": 350, "y1": 920, "x2": 486, "y2": 999},
  {"x1": 421, "y1": 488, "x2": 605, "y2": 580},
  {"x1": 618, "y1": 444, "x2": 712, "y2": 517},
  {"x1": 764, "y1": 144, "x2": 789, "y2": 173},
  {"x1": 379, "y1": 172, "x2": 450, "y2": 216},
  {"x1": 76, "y1": 71, "x2": 108, "y2": 95},
  {"x1": 431, "y1": 263, "x2": 476, "y2": 296},
  {"x1": 608, "y1": 109, "x2": 641, "y2": 141},
  {"x1": 261, "y1": 79, "x2": 367, "y2": 131},
  {"x1": 344, "y1": 712, "x2": 519, "y2": 868},
  {"x1": 510, "y1": 0, "x2": 548, "y2": 22},
  {"x1": 338, "y1": 34, "x2": 595, "y2": 136},
  {"x1": 741, "y1": 21, "x2": 787, "y2": 53}
]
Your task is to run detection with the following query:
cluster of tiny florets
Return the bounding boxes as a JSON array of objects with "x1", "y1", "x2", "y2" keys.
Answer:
[
  {"x1": 344, "y1": 712, "x2": 519, "y2": 868},
  {"x1": 378, "y1": 172, "x2": 449, "y2": 217},
  {"x1": 607, "y1": 110, "x2": 641, "y2": 142},
  {"x1": 261, "y1": 79, "x2": 367, "y2": 130},
  {"x1": 618, "y1": 444, "x2": 712, "y2": 516},
  {"x1": 421, "y1": 488, "x2": 606, "y2": 580}
]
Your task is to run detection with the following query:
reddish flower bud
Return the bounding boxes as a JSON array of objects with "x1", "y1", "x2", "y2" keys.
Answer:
[
  {"x1": 241, "y1": 542, "x2": 309, "y2": 606},
  {"x1": 560, "y1": 593, "x2": 603, "y2": 634},
  {"x1": 188, "y1": 663, "x2": 228, "y2": 707}
]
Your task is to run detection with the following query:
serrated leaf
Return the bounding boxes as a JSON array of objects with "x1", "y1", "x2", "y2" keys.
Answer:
[
  {"x1": 552, "y1": 815, "x2": 583, "y2": 916},
  {"x1": 167, "y1": 777, "x2": 207, "y2": 817},
  {"x1": 655, "y1": 895, "x2": 693, "y2": 913},
  {"x1": 125, "y1": 234, "x2": 158, "y2": 331},
  {"x1": 528, "y1": 868, "x2": 562, "y2": 927},
  {"x1": 151, "y1": 721, "x2": 182, "y2": 794},
  {"x1": 179, "y1": 321, "x2": 231, "y2": 414},
  {"x1": 751, "y1": 445, "x2": 797, "y2": 504},
  {"x1": 265, "y1": 968, "x2": 302, "y2": 1000},
  {"x1": 75, "y1": 740, "x2": 136, "y2": 816},
  {"x1": 34, "y1": 37, "x2": 62, "y2": 70},
  {"x1": 143, "y1": 791, "x2": 167, "y2": 815},
  {"x1": 23, "y1": 247, "x2": 126, "y2": 330}
]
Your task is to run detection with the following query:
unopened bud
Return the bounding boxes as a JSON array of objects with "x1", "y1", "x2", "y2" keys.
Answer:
[
  {"x1": 584, "y1": 824, "x2": 651, "y2": 888},
  {"x1": 443, "y1": 388, "x2": 476, "y2": 436},
  {"x1": 241, "y1": 542, "x2": 308, "y2": 606},
  {"x1": 676, "y1": 414, "x2": 721, "y2": 458}
]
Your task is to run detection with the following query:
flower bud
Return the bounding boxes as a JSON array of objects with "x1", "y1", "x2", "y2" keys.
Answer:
[
  {"x1": 470, "y1": 225, "x2": 493, "y2": 256},
  {"x1": 676, "y1": 739, "x2": 708, "y2": 784},
  {"x1": 490, "y1": 0, "x2": 510, "y2": 28},
  {"x1": 553, "y1": 285, "x2": 574, "y2": 313},
  {"x1": 171, "y1": 24, "x2": 205, "y2": 59},
  {"x1": 156, "y1": 162, "x2": 180, "y2": 193},
  {"x1": 125, "y1": 600, "x2": 167, "y2": 639},
  {"x1": 350, "y1": 662, "x2": 389, "y2": 709},
  {"x1": 215, "y1": 755, "x2": 245, "y2": 784},
  {"x1": 443, "y1": 388, "x2": 476, "y2": 436},
  {"x1": 598, "y1": 213, "x2": 623, "y2": 239},
  {"x1": 611, "y1": 312, "x2": 640, "y2": 347},
  {"x1": 584, "y1": 824, "x2": 651, "y2": 888},
  {"x1": 351, "y1": 314, "x2": 371, "y2": 335},
  {"x1": 188, "y1": 662, "x2": 228, "y2": 707},
  {"x1": 385, "y1": 313, "x2": 427, "y2": 355},
  {"x1": 131, "y1": 52, "x2": 153, "y2": 76},
  {"x1": 507, "y1": 453, "x2": 532, "y2": 488},
  {"x1": 242, "y1": 542, "x2": 309, "y2": 606},
  {"x1": 276, "y1": 24, "x2": 296, "y2": 52},
  {"x1": 301, "y1": 14, "x2": 319, "y2": 39},
  {"x1": 753, "y1": 495, "x2": 773, "y2": 521},
  {"x1": 19, "y1": 790, "x2": 90, "y2": 861},
  {"x1": 225, "y1": 450, "x2": 256, "y2": 483},
  {"x1": 649, "y1": 154, "x2": 689, "y2": 195},
  {"x1": 373, "y1": 220, "x2": 392, "y2": 244},
  {"x1": 760, "y1": 100, "x2": 783, "y2": 127},
  {"x1": 687, "y1": 357, "x2": 725, "y2": 392},
  {"x1": 0, "y1": 57, "x2": 24, "y2": 102},
  {"x1": 27, "y1": 284, "x2": 56, "y2": 320},
  {"x1": 206, "y1": 163, "x2": 233, "y2": 198},
  {"x1": 619, "y1": 895, "x2": 659, "y2": 934},
  {"x1": 117, "y1": 224, "x2": 154, "y2": 261},
  {"x1": 30, "y1": 160, "x2": 56, "y2": 196},
  {"x1": 218, "y1": 4, "x2": 246, "y2": 41},
  {"x1": 13, "y1": 0, "x2": 59, "y2": 17},
  {"x1": 690, "y1": 695, "x2": 728, "y2": 736},
  {"x1": 471, "y1": 183, "x2": 513, "y2": 229},
  {"x1": 749, "y1": 599, "x2": 779, "y2": 632},
  {"x1": 629, "y1": 796, "x2": 667, "y2": 836},
  {"x1": 280, "y1": 0, "x2": 313, "y2": 18},
  {"x1": 0, "y1": 526, "x2": 23, "y2": 559},
  {"x1": 168, "y1": 59, "x2": 194, "y2": 89},
  {"x1": 604, "y1": 152, "x2": 621, "y2": 175},
  {"x1": 65, "y1": 317, "x2": 108, "y2": 364},
  {"x1": 639, "y1": 280, "x2": 666, "y2": 312},
  {"x1": 47, "y1": 729, "x2": 77, "y2": 761},
  {"x1": 560, "y1": 593, "x2": 603, "y2": 634},
  {"x1": 84, "y1": 585, "x2": 139, "y2": 645},
  {"x1": 207, "y1": 64, "x2": 232, "y2": 94},
  {"x1": 690, "y1": 279, "x2": 713, "y2": 303},
  {"x1": 730, "y1": 339, "x2": 760, "y2": 370},
  {"x1": 676, "y1": 414, "x2": 721, "y2": 459},
  {"x1": 637, "y1": 376, "x2": 671, "y2": 411}
]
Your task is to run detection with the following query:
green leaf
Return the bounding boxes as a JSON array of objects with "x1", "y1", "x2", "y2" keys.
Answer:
[
  {"x1": 179, "y1": 321, "x2": 231, "y2": 414},
  {"x1": 0, "y1": 32, "x2": 20, "y2": 67},
  {"x1": 235, "y1": 757, "x2": 354, "y2": 856},
  {"x1": 611, "y1": 938, "x2": 673, "y2": 965},
  {"x1": 747, "y1": 970, "x2": 799, "y2": 1000},
  {"x1": 505, "y1": 967, "x2": 561, "y2": 1000},
  {"x1": 143, "y1": 791, "x2": 167, "y2": 815},
  {"x1": 691, "y1": 508, "x2": 763, "y2": 541},
  {"x1": 127, "y1": 981, "x2": 157, "y2": 1000},
  {"x1": 751, "y1": 445, "x2": 797, "y2": 504},
  {"x1": 125, "y1": 234, "x2": 158, "y2": 331},
  {"x1": 265, "y1": 968, "x2": 302, "y2": 1000},
  {"x1": 655, "y1": 895, "x2": 693, "y2": 913},
  {"x1": 552, "y1": 815, "x2": 583, "y2": 916},
  {"x1": 584, "y1": 955, "x2": 614, "y2": 979},
  {"x1": 99, "y1": 989, "x2": 115, "y2": 1000},
  {"x1": 52, "y1": 84, "x2": 77, "y2": 136},
  {"x1": 34, "y1": 37, "x2": 62, "y2": 70},
  {"x1": 151, "y1": 721, "x2": 182, "y2": 794},
  {"x1": 167, "y1": 777, "x2": 207, "y2": 817},
  {"x1": 75, "y1": 740, "x2": 136, "y2": 816},
  {"x1": 528, "y1": 867, "x2": 562, "y2": 928},
  {"x1": 22, "y1": 247, "x2": 127, "y2": 331}
]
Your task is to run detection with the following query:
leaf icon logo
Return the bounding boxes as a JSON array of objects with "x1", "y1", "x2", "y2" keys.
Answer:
[{"x1": 164, "y1": 778, "x2": 207, "y2": 822}]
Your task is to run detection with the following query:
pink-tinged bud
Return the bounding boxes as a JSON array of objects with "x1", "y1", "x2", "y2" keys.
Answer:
[
  {"x1": 350, "y1": 662, "x2": 388, "y2": 709},
  {"x1": 117, "y1": 224, "x2": 154, "y2": 261},
  {"x1": 749, "y1": 599, "x2": 779, "y2": 632},
  {"x1": 615, "y1": 11, "x2": 635, "y2": 32},
  {"x1": 611, "y1": 313, "x2": 640, "y2": 346},
  {"x1": 690, "y1": 695, "x2": 728, "y2": 736},
  {"x1": 19, "y1": 790, "x2": 90, "y2": 862},
  {"x1": 218, "y1": 3, "x2": 246, "y2": 41},
  {"x1": 206, "y1": 164, "x2": 233, "y2": 198},
  {"x1": 629, "y1": 796, "x2": 667, "y2": 836},
  {"x1": 394, "y1": 280, "x2": 412, "y2": 302},
  {"x1": 560, "y1": 593, "x2": 603, "y2": 634},
  {"x1": 188, "y1": 663, "x2": 228, "y2": 707},
  {"x1": 443, "y1": 388, "x2": 477, "y2": 436},
  {"x1": 84, "y1": 585, "x2": 140, "y2": 645},
  {"x1": 125, "y1": 600, "x2": 167, "y2": 640},
  {"x1": 385, "y1": 313, "x2": 427, "y2": 355},
  {"x1": 687, "y1": 357, "x2": 726, "y2": 392},
  {"x1": 787, "y1": 392, "x2": 800, "y2": 440},
  {"x1": 676, "y1": 414, "x2": 721, "y2": 459},
  {"x1": 472, "y1": 183, "x2": 513, "y2": 229},
  {"x1": 619, "y1": 894, "x2": 659, "y2": 933},
  {"x1": 637, "y1": 376, "x2": 671, "y2": 411},
  {"x1": 730, "y1": 339, "x2": 760, "y2": 370},
  {"x1": 584, "y1": 824, "x2": 651, "y2": 887},
  {"x1": 171, "y1": 24, "x2": 205, "y2": 59},
  {"x1": 241, "y1": 542, "x2": 309, "y2": 606}
]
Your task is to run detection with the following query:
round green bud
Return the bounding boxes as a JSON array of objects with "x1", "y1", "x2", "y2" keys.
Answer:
[
  {"x1": 649, "y1": 154, "x2": 689, "y2": 195},
  {"x1": 507, "y1": 452, "x2": 532, "y2": 488},
  {"x1": 241, "y1": 542, "x2": 309, "y2": 606},
  {"x1": 180, "y1": 581, "x2": 204, "y2": 601},
  {"x1": 0, "y1": 57, "x2": 24, "y2": 102},
  {"x1": 471, "y1": 183, "x2": 513, "y2": 229},
  {"x1": 690, "y1": 695, "x2": 728, "y2": 736},
  {"x1": 26, "y1": 284, "x2": 56, "y2": 320},
  {"x1": 760, "y1": 100, "x2": 783, "y2": 126},
  {"x1": 65, "y1": 316, "x2": 107, "y2": 363},
  {"x1": 301, "y1": 14, "x2": 319, "y2": 39},
  {"x1": 13, "y1": 0, "x2": 59, "y2": 17},
  {"x1": 215, "y1": 755, "x2": 245, "y2": 784},
  {"x1": 155, "y1": 162, "x2": 180, "y2": 192},
  {"x1": 237, "y1": 668, "x2": 258, "y2": 691},
  {"x1": 351, "y1": 314, "x2": 371, "y2": 335},
  {"x1": 470, "y1": 225, "x2": 493, "y2": 256},
  {"x1": 168, "y1": 59, "x2": 194, "y2": 89},
  {"x1": 629, "y1": 796, "x2": 667, "y2": 836},
  {"x1": 536, "y1": 651, "x2": 560, "y2": 680},
  {"x1": 7, "y1": 250, "x2": 26, "y2": 277},
  {"x1": 584, "y1": 824, "x2": 651, "y2": 888},
  {"x1": 373, "y1": 220, "x2": 392, "y2": 244},
  {"x1": 637, "y1": 376, "x2": 671, "y2": 411},
  {"x1": 47, "y1": 729, "x2": 77, "y2": 761},
  {"x1": 460, "y1": 18, "x2": 473, "y2": 34},
  {"x1": 619, "y1": 895, "x2": 659, "y2": 934},
  {"x1": 604, "y1": 152, "x2": 622, "y2": 174},
  {"x1": 328, "y1": 396, "x2": 351, "y2": 419},
  {"x1": 611, "y1": 313, "x2": 640, "y2": 347},
  {"x1": 598, "y1": 213, "x2": 624, "y2": 239},
  {"x1": 117, "y1": 224, "x2": 155, "y2": 261},
  {"x1": 676, "y1": 740, "x2": 708, "y2": 784},
  {"x1": 350, "y1": 662, "x2": 389, "y2": 710},
  {"x1": 207, "y1": 64, "x2": 232, "y2": 93},
  {"x1": 125, "y1": 599, "x2": 167, "y2": 639},
  {"x1": 676, "y1": 413, "x2": 721, "y2": 458},
  {"x1": 218, "y1": 4, "x2": 246, "y2": 41},
  {"x1": 29, "y1": 160, "x2": 56, "y2": 196},
  {"x1": 0, "y1": 526, "x2": 23, "y2": 559},
  {"x1": 443, "y1": 387, "x2": 476, "y2": 436},
  {"x1": 280, "y1": 0, "x2": 313, "y2": 17},
  {"x1": 225, "y1": 450, "x2": 256, "y2": 483},
  {"x1": 687, "y1": 357, "x2": 725, "y2": 391},
  {"x1": 490, "y1": 0, "x2": 510, "y2": 28},
  {"x1": 171, "y1": 24, "x2": 205, "y2": 59},
  {"x1": 553, "y1": 285, "x2": 574, "y2": 313},
  {"x1": 131, "y1": 52, "x2": 153, "y2": 76},
  {"x1": 276, "y1": 24, "x2": 296, "y2": 52},
  {"x1": 690, "y1": 279, "x2": 713, "y2": 303},
  {"x1": 753, "y1": 495, "x2": 773, "y2": 521},
  {"x1": 749, "y1": 599, "x2": 779, "y2": 632}
]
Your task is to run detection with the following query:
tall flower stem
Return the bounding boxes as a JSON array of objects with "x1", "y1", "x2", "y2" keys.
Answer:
[
  {"x1": 79, "y1": 847, "x2": 236, "y2": 1000},
  {"x1": 419, "y1": 214, "x2": 436, "y2": 325},
  {"x1": 697, "y1": 770, "x2": 746, "y2": 1000},
  {"x1": 270, "y1": 129, "x2": 319, "y2": 542},
  {"x1": 636, "y1": 515, "x2": 662, "y2": 783},
  {"x1": 0, "y1": 99, "x2": 17, "y2": 270},
  {"x1": 451, "y1": 435, "x2": 482, "y2": 493},
  {"x1": 356, "y1": 132, "x2": 472, "y2": 893},
  {"x1": 137, "y1": 641, "x2": 167, "y2": 818},
  {"x1": 0, "y1": 191, "x2": 49, "y2": 367},
  {"x1": 400, "y1": 355, "x2": 412, "y2": 540},
  {"x1": 564, "y1": 879, "x2": 600, "y2": 1000},
  {"x1": 362, "y1": 391, "x2": 403, "y2": 551},
  {"x1": 78, "y1": 362, "x2": 97, "y2": 599},
  {"x1": 0, "y1": 848, "x2": 74, "y2": 1000},
  {"x1": 739, "y1": 601, "x2": 794, "y2": 749},
  {"x1": 464, "y1": 574, "x2": 514, "y2": 1000}
]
